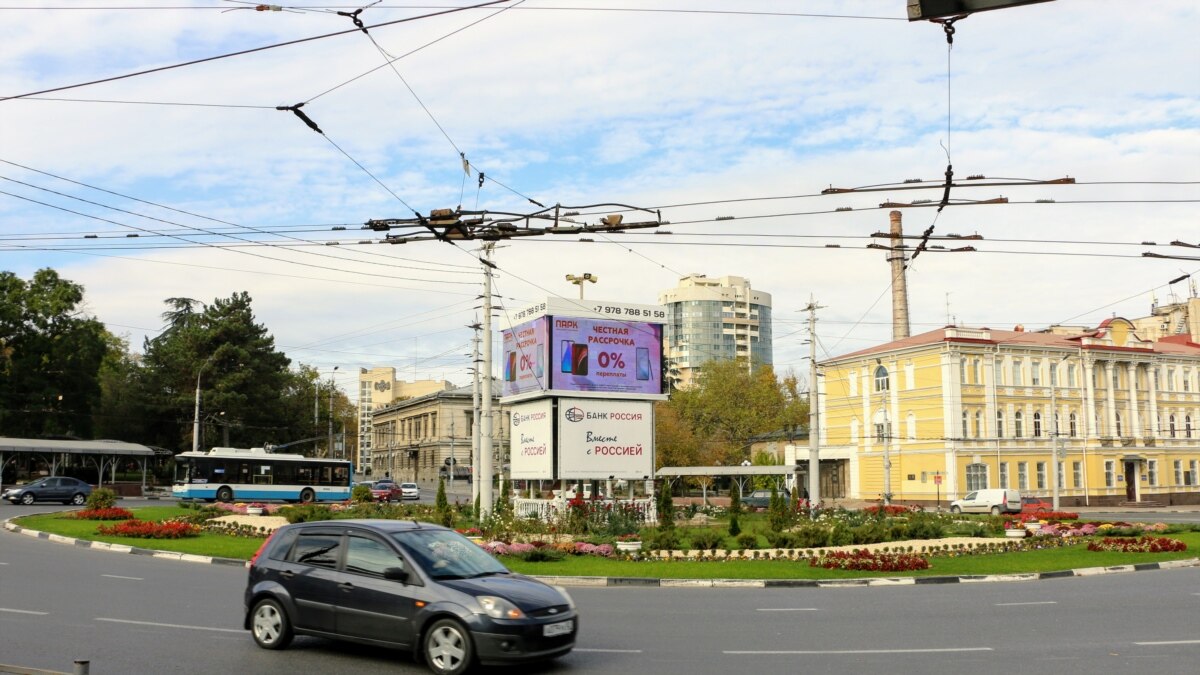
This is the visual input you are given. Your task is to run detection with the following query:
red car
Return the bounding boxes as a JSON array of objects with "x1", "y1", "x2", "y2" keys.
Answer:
[
  {"x1": 370, "y1": 480, "x2": 403, "y2": 502},
  {"x1": 1021, "y1": 496, "x2": 1052, "y2": 513}
]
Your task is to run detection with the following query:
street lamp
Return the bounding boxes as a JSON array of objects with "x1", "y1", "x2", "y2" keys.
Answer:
[
  {"x1": 192, "y1": 355, "x2": 217, "y2": 453},
  {"x1": 565, "y1": 273, "x2": 597, "y2": 299}
]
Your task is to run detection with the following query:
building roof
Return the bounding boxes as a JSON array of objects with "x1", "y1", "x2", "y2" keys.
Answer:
[
  {"x1": 0, "y1": 438, "x2": 158, "y2": 457},
  {"x1": 826, "y1": 323, "x2": 1200, "y2": 363}
]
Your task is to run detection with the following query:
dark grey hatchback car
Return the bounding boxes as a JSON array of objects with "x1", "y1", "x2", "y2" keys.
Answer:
[{"x1": 244, "y1": 519, "x2": 577, "y2": 674}]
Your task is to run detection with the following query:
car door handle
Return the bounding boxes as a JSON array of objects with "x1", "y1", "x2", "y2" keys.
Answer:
[
  {"x1": 280, "y1": 570, "x2": 294, "y2": 580},
  {"x1": 339, "y1": 582, "x2": 355, "y2": 592}
]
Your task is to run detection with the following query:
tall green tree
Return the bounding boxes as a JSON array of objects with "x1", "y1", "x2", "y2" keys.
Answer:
[
  {"x1": 140, "y1": 292, "x2": 309, "y2": 451},
  {"x1": 0, "y1": 269, "x2": 109, "y2": 438}
]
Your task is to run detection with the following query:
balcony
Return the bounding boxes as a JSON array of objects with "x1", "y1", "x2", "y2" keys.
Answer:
[{"x1": 1099, "y1": 437, "x2": 1114, "y2": 447}]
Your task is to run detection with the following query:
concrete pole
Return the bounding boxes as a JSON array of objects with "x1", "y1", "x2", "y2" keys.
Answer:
[
  {"x1": 1051, "y1": 370, "x2": 1060, "y2": 511},
  {"x1": 471, "y1": 324, "x2": 481, "y2": 505},
  {"x1": 805, "y1": 298, "x2": 823, "y2": 510},
  {"x1": 480, "y1": 244, "x2": 495, "y2": 517}
]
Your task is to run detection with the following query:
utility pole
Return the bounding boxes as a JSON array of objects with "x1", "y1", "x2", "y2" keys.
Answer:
[
  {"x1": 480, "y1": 244, "x2": 495, "y2": 517},
  {"x1": 877, "y1": 358, "x2": 892, "y2": 506},
  {"x1": 192, "y1": 355, "x2": 215, "y2": 453},
  {"x1": 470, "y1": 319, "x2": 482, "y2": 506},
  {"x1": 1051, "y1": 357, "x2": 1066, "y2": 511},
  {"x1": 803, "y1": 298, "x2": 825, "y2": 509},
  {"x1": 328, "y1": 366, "x2": 339, "y2": 458},
  {"x1": 449, "y1": 416, "x2": 456, "y2": 491}
]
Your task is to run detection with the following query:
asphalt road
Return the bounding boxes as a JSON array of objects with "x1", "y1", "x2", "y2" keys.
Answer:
[{"x1": 2, "y1": 502, "x2": 1199, "y2": 674}]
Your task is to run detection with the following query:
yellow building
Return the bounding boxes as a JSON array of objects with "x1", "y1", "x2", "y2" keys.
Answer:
[{"x1": 819, "y1": 319, "x2": 1200, "y2": 507}]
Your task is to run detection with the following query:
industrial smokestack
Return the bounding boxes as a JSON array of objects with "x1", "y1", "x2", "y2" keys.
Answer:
[{"x1": 889, "y1": 210, "x2": 911, "y2": 340}]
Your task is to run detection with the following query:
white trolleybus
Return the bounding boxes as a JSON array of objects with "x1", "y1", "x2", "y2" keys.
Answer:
[{"x1": 172, "y1": 446, "x2": 352, "y2": 503}]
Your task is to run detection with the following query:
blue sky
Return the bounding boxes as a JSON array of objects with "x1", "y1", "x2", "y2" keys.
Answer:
[{"x1": 2, "y1": 1, "x2": 1198, "y2": 397}]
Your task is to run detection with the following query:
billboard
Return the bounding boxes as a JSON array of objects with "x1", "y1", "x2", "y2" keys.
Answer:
[
  {"x1": 500, "y1": 316, "x2": 550, "y2": 398},
  {"x1": 509, "y1": 399, "x2": 554, "y2": 479},
  {"x1": 549, "y1": 317, "x2": 663, "y2": 395},
  {"x1": 557, "y1": 398, "x2": 654, "y2": 480}
]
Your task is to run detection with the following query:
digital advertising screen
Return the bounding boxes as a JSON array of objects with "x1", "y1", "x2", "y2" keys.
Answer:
[
  {"x1": 500, "y1": 317, "x2": 549, "y2": 398},
  {"x1": 549, "y1": 317, "x2": 663, "y2": 395}
]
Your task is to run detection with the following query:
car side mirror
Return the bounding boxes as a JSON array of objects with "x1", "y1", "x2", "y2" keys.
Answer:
[{"x1": 383, "y1": 566, "x2": 410, "y2": 583}]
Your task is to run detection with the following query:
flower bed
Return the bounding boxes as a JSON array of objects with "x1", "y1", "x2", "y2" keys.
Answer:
[
  {"x1": 1087, "y1": 536, "x2": 1187, "y2": 553},
  {"x1": 809, "y1": 549, "x2": 930, "y2": 572},
  {"x1": 97, "y1": 520, "x2": 200, "y2": 539},
  {"x1": 73, "y1": 507, "x2": 135, "y2": 521}
]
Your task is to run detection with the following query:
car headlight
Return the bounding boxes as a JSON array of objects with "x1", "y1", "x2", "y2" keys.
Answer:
[
  {"x1": 552, "y1": 585, "x2": 576, "y2": 610},
  {"x1": 477, "y1": 596, "x2": 525, "y2": 620}
]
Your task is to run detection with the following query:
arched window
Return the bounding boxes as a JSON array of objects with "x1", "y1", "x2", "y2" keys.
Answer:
[
  {"x1": 1169, "y1": 415, "x2": 1177, "y2": 438},
  {"x1": 1014, "y1": 411, "x2": 1024, "y2": 438},
  {"x1": 1033, "y1": 412, "x2": 1043, "y2": 438},
  {"x1": 962, "y1": 409, "x2": 969, "y2": 438},
  {"x1": 1187, "y1": 416, "x2": 1194, "y2": 439},
  {"x1": 874, "y1": 365, "x2": 889, "y2": 392},
  {"x1": 966, "y1": 463, "x2": 988, "y2": 491},
  {"x1": 1069, "y1": 412, "x2": 1078, "y2": 437},
  {"x1": 996, "y1": 410, "x2": 1005, "y2": 438}
]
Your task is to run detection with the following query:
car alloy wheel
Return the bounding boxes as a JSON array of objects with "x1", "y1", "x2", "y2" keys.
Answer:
[
  {"x1": 251, "y1": 599, "x2": 294, "y2": 650},
  {"x1": 20, "y1": 493, "x2": 35, "y2": 505},
  {"x1": 424, "y1": 618, "x2": 473, "y2": 675}
]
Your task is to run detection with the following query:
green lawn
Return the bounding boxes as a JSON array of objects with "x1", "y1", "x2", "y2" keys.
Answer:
[{"x1": 12, "y1": 508, "x2": 1199, "y2": 580}]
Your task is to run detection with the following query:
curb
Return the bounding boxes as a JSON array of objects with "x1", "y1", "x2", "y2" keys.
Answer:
[{"x1": 6, "y1": 517, "x2": 1198, "y2": 586}]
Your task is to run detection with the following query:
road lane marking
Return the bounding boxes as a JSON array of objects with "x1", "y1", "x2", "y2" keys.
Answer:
[
  {"x1": 1134, "y1": 640, "x2": 1200, "y2": 646},
  {"x1": 757, "y1": 608, "x2": 819, "y2": 612},
  {"x1": 0, "y1": 608, "x2": 48, "y2": 615},
  {"x1": 725, "y1": 648, "x2": 994, "y2": 655},
  {"x1": 95, "y1": 617, "x2": 242, "y2": 634},
  {"x1": 574, "y1": 649, "x2": 644, "y2": 653},
  {"x1": 101, "y1": 574, "x2": 143, "y2": 581},
  {"x1": 995, "y1": 601, "x2": 1057, "y2": 606}
]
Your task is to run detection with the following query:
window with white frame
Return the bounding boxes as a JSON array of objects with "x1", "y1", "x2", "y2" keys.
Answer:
[
  {"x1": 972, "y1": 359, "x2": 981, "y2": 384},
  {"x1": 974, "y1": 410, "x2": 982, "y2": 439},
  {"x1": 1069, "y1": 412, "x2": 1078, "y2": 437},
  {"x1": 1190, "y1": 460, "x2": 1199, "y2": 487},
  {"x1": 1013, "y1": 360, "x2": 1023, "y2": 386},
  {"x1": 997, "y1": 410, "x2": 1005, "y2": 438},
  {"x1": 994, "y1": 360, "x2": 1004, "y2": 386},
  {"x1": 874, "y1": 422, "x2": 888, "y2": 442},
  {"x1": 1186, "y1": 416, "x2": 1193, "y2": 439},
  {"x1": 1068, "y1": 363, "x2": 1077, "y2": 387},
  {"x1": 1112, "y1": 366, "x2": 1121, "y2": 390},
  {"x1": 1015, "y1": 411, "x2": 1024, "y2": 437},
  {"x1": 999, "y1": 462, "x2": 1009, "y2": 489},
  {"x1": 960, "y1": 357, "x2": 967, "y2": 383},
  {"x1": 1036, "y1": 461, "x2": 1046, "y2": 489},
  {"x1": 1056, "y1": 461, "x2": 1064, "y2": 489},
  {"x1": 1073, "y1": 461, "x2": 1082, "y2": 487},
  {"x1": 966, "y1": 463, "x2": 988, "y2": 491},
  {"x1": 1033, "y1": 412, "x2": 1043, "y2": 438},
  {"x1": 1115, "y1": 412, "x2": 1123, "y2": 438},
  {"x1": 1170, "y1": 415, "x2": 1177, "y2": 438},
  {"x1": 1017, "y1": 462, "x2": 1028, "y2": 490},
  {"x1": 1031, "y1": 359, "x2": 1041, "y2": 386},
  {"x1": 1148, "y1": 460, "x2": 1157, "y2": 486},
  {"x1": 1050, "y1": 361, "x2": 1058, "y2": 387},
  {"x1": 1173, "y1": 460, "x2": 1182, "y2": 486},
  {"x1": 1106, "y1": 460, "x2": 1116, "y2": 488},
  {"x1": 874, "y1": 365, "x2": 889, "y2": 392},
  {"x1": 1167, "y1": 367, "x2": 1176, "y2": 391},
  {"x1": 961, "y1": 409, "x2": 969, "y2": 438}
]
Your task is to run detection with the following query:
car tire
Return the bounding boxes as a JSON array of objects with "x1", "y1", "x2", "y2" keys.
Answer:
[
  {"x1": 991, "y1": 506, "x2": 1001, "y2": 515},
  {"x1": 424, "y1": 618, "x2": 474, "y2": 675},
  {"x1": 250, "y1": 598, "x2": 294, "y2": 650},
  {"x1": 299, "y1": 488, "x2": 315, "y2": 504},
  {"x1": 71, "y1": 493, "x2": 87, "y2": 506},
  {"x1": 216, "y1": 487, "x2": 233, "y2": 503},
  {"x1": 949, "y1": 505, "x2": 960, "y2": 514},
  {"x1": 20, "y1": 493, "x2": 35, "y2": 505}
]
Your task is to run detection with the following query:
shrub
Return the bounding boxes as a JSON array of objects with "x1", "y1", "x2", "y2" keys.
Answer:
[
  {"x1": 792, "y1": 523, "x2": 830, "y2": 548},
  {"x1": 809, "y1": 548, "x2": 930, "y2": 572},
  {"x1": 657, "y1": 484, "x2": 675, "y2": 531},
  {"x1": 647, "y1": 527, "x2": 680, "y2": 551},
  {"x1": 689, "y1": 528, "x2": 724, "y2": 551},
  {"x1": 282, "y1": 504, "x2": 334, "y2": 523},
  {"x1": 1087, "y1": 536, "x2": 1186, "y2": 553},
  {"x1": 728, "y1": 513, "x2": 741, "y2": 538},
  {"x1": 736, "y1": 532, "x2": 759, "y2": 550},
  {"x1": 73, "y1": 507, "x2": 134, "y2": 521},
  {"x1": 351, "y1": 484, "x2": 373, "y2": 503},
  {"x1": 86, "y1": 488, "x2": 118, "y2": 511},
  {"x1": 516, "y1": 547, "x2": 567, "y2": 562},
  {"x1": 728, "y1": 487, "x2": 742, "y2": 515},
  {"x1": 435, "y1": 478, "x2": 452, "y2": 527}
]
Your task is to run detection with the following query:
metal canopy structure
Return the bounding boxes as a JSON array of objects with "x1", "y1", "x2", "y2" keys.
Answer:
[
  {"x1": 0, "y1": 438, "x2": 160, "y2": 491},
  {"x1": 656, "y1": 464, "x2": 802, "y2": 501}
]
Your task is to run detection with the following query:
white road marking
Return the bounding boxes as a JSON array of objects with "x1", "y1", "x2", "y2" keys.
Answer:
[
  {"x1": 0, "y1": 562, "x2": 8, "y2": 565},
  {"x1": 574, "y1": 649, "x2": 644, "y2": 653},
  {"x1": 101, "y1": 574, "x2": 143, "y2": 581},
  {"x1": 725, "y1": 648, "x2": 994, "y2": 655},
  {"x1": 995, "y1": 601, "x2": 1057, "y2": 606},
  {"x1": 757, "y1": 608, "x2": 819, "y2": 612},
  {"x1": 95, "y1": 617, "x2": 242, "y2": 634},
  {"x1": 0, "y1": 608, "x2": 48, "y2": 615},
  {"x1": 1134, "y1": 640, "x2": 1200, "y2": 646}
]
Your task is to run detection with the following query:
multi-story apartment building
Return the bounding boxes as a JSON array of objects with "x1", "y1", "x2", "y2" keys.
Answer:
[
  {"x1": 357, "y1": 367, "x2": 451, "y2": 474},
  {"x1": 369, "y1": 383, "x2": 510, "y2": 489},
  {"x1": 818, "y1": 318, "x2": 1200, "y2": 506},
  {"x1": 659, "y1": 274, "x2": 773, "y2": 389}
]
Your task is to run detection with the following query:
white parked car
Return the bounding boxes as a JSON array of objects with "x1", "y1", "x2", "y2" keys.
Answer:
[
  {"x1": 950, "y1": 488, "x2": 1021, "y2": 515},
  {"x1": 399, "y1": 482, "x2": 420, "y2": 500}
]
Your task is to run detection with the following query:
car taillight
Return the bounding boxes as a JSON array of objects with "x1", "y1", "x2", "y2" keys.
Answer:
[{"x1": 250, "y1": 529, "x2": 280, "y2": 566}]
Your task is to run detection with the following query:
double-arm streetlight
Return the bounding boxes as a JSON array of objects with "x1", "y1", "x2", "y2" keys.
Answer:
[{"x1": 565, "y1": 273, "x2": 597, "y2": 299}]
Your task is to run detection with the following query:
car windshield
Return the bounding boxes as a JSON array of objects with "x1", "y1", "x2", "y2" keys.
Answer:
[
  {"x1": 401, "y1": 484, "x2": 417, "y2": 489},
  {"x1": 392, "y1": 529, "x2": 509, "y2": 580}
]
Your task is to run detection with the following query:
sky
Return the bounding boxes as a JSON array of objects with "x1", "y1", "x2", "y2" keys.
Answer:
[{"x1": 1, "y1": 0, "x2": 1197, "y2": 399}]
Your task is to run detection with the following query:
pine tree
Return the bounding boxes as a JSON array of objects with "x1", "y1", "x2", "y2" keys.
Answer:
[{"x1": 435, "y1": 477, "x2": 452, "y2": 527}]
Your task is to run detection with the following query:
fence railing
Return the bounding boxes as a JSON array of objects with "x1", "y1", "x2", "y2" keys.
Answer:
[{"x1": 513, "y1": 497, "x2": 658, "y2": 524}]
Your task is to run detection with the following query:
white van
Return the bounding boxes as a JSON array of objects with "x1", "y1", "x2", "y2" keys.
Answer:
[{"x1": 949, "y1": 488, "x2": 1021, "y2": 515}]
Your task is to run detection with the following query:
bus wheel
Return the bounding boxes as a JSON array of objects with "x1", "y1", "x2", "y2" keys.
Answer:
[
  {"x1": 299, "y1": 488, "x2": 315, "y2": 504},
  {"x1": 217, "y1": 487, "x2": 233, "y2": 503}
]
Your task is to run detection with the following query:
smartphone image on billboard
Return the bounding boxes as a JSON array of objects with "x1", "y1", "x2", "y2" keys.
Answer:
[
  {"x1": 636, "y1": 347, "x2": 651, "y2": 381},
  {"x1": 504, "y1": 351, "x2": 516, "y2": 381},
  {"x1": 571, "y1": 343, "x2": 589, "y2": 376},
  {"x1": 560, "y1": 340, "x2": 574, "y2": 373}
]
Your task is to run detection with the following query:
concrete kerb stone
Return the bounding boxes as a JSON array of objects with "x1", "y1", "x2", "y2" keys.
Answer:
[{"x1": 5, "y1": 514, "x2": 1200, "y2": 586}]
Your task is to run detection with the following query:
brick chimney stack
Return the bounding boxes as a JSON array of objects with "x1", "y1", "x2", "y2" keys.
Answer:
[{"x1": 889, "y1": 210, "x2": 911, "y2": 340}]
